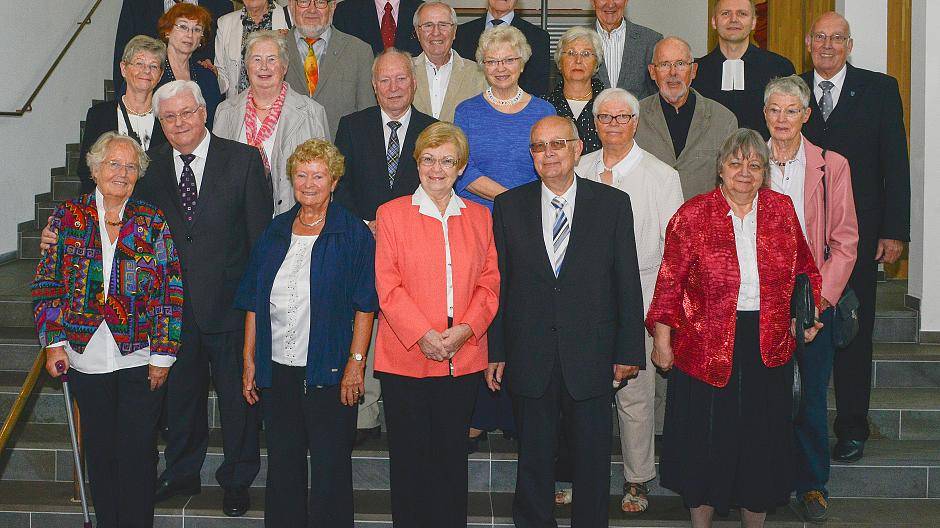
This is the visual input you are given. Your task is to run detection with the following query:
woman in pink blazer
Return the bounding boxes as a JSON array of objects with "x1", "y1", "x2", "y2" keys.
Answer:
[
  {"x1": 374, "y1": 122, "x2": 500, "y2": 528},
  {"x1": 764, "y1": 75, "x2": 859, "y2": 522}
]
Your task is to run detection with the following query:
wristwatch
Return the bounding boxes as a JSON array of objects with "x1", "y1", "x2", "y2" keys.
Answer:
[{"x1": 350, "y1": 352, "x2": 364, "y2": 361}]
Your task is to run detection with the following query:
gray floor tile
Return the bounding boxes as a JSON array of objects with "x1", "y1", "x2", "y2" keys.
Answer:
[
  {"x1": 829, "y1": 465, "x2": 928, "y2": 498},
  {"x1": 901, "y1": 410, "x2": 940, "y2": 440},
  {"x1": 0, "y1": 512, "x2": 29, "y2": 528},
  {"x1": 0, "y1": 448, "x2": 55, "y2": 481},
  {"x1": 875, "y1": 360, "x2": 940, "y2": 388}
]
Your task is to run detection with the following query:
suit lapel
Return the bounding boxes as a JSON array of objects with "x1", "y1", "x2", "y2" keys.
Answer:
[
  {"x1": 192, "y1": 135, "x2": 225, "y2": 225},
  {"x1": 272, "y1": 92, "x2": 304, "y2": 171},
  {"x1": 521, "y1": 183, "x2": 556, "y2": 281},
  {"x1": 286, "y1": 30, "x2": 310, "y2": 95},
  {"x1": 680, "y1": 90, "x2": 709, "y2": 162},
  {"x1": 369, "y1": 109, "x2": 390, "y2": 188},
  {"x1": 315, "y1": 31, "x2": 345, "y2": 97},
  {"x1": 803, "y1": 140, "x2": 826, "y2": 213},
  {"x1": 645, "y1": 97, "x2": 676, "y2": 164},
  {"x1": 826, "y1": 63, "x2": 864, "y2": 124},
  {"x1": 397, "y1": 111, "x2": 422, "y2": 182},
  {"x1": 616, "y1": 21, "x2": 639, "y2": 89},
  {"x1": 149, "y1": 147, "x2": 187, "y2": 225},
  {"x1": 557, "y1": 177, "x2": 592, "y2": 280},
  {"x1": 413, "y1": 54, "x2": 432, "y2": 113},
  {"x1": 362, "y1": 2, "x2": 383, "y2": 51}
]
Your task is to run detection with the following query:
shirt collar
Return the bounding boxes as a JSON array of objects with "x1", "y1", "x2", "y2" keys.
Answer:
[
  {"x1": 381, "y1": 107, "x2": 412, "y2": 132},
  {"x1": 596, "y1": 141, "x2": 642, "y2": 176},
  {"x1": 412, "y1": 184, "x2": 465, "y2": 219},
  {"x1": 725, "y1": 190, "x2": 759, "y2": 218},
  {"x1": 595, "y1": 18, "x2": 626, "y2": 37},
  {"x1": 814, "y1": 63, "x2": 848, "y2": 90},
  {"x1": 486, "y1": 10, "x2": 515, "y2": 26},
  {"x1": 541, "y1": 176, "x2": 578, "y2": 205},
  {"x1": 172, "y1": 128, "x2": 211, "y2": 161},
  {"x1": 425, "y1": 50, "x2": 454, "y2": 72},
  {"x1": 94, "y1": 188, "x2": 129, "y2": 223},
  {"x1": 294, "y1": 25, "x2": 331, "y2": 48},
  {"x1": 376, "y1": 0, "x2": 400, "y2": 10}
]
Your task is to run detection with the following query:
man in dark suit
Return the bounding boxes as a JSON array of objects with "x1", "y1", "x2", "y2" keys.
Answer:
[
  {"x1": 591, "y1": 0, "x2": 662, "y2": 99},
  {"x1": 800, "y1": 12, "x2": 910, "y2": 465},
  {"x1": 333, "y1": 0, "x2": 424, "y2": 56},
  {"x1": 333, "y1": 48, "x2": 436, "y2": 445},
  {"x1": 488, "y1": 115, "x2": 645, "y2": 527},
  {"x1": 453, "y1": 0, "x2": 550, "y2": 96}
]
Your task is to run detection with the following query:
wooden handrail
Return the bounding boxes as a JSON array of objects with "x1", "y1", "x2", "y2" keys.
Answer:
[
  {"x1": 0, "y1": 0, "x2": 105, "y2": 117},
  {"x1": 0, "y1": 348, "x2": 46, "y2": 452}
]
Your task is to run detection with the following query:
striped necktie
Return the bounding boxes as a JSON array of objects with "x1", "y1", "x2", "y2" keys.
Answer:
[
  {"x1": 386, "y1": 121, "x2": 402, "y2": 189},
  {"x1": 551, "y1": 196, "x2": 570, "y2": 277}
]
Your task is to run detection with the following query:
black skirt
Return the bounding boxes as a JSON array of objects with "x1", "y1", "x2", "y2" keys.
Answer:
[{"x1": 659, "y1": 311, "x2": 794, "y2": 515}]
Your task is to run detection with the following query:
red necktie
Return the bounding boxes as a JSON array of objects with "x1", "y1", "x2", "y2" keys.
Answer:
[{"x1": 380, "y1": 2, "x2": 396, "y2": 49}]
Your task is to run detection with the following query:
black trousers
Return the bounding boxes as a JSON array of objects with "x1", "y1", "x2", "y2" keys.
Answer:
[
  {"x1": 512, "y1": 362, "x2": 612, "y2": 528},
  {"x1": 381, "y1": 371, "x2": 480, "y2": 528},
  {"x1": 69, "y1": 366, "x2": 164, "y2": 528},
  {"x1": 159, "y1": 310, "x2": 260, "y2": 488},
  {"x1": 262, "y1": 362, "x2": 357, "y2": 527},
  {"x1": 833, "y1": 211, "x2": 879, "y2": 441}
]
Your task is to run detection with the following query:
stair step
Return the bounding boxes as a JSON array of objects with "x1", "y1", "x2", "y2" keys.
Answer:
[
  {"x1": 51, "y1": 177, "x2": 81, "y2": 203},
  {"x1": 16, "y1": 231, "x2": 40, "y2": 261}
]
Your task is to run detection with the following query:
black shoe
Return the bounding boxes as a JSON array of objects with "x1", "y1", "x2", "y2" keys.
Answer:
[
  {"x1": 223, "y1": 486, "x2": 250, "y2": 517},
  {"x1": 467, "y1": 430, "x2": 488, "y2": 454},
  {"x1": 154, "y1": 476, "x2": 201, "y2": 503},
  {"x1": 832, "y1": 438, "x2": 865, "y2": 463},
  {"x1": 353, "y1": 425, "x2": 381, "y2": 447}
]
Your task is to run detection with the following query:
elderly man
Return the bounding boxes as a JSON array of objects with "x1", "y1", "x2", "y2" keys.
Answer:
[
  {"x1": 333, "y1": 48, "x2": 436, "y2": 445},
  {"x1": 411, "y1": 1, "x2": 486, "y2": 122},
  {"x1": 692, "y1": 0, "x2": 795, "y2": 138},
  {"x1": 635, "y1": 36, "x2": 738, "y2": 199},
  {"x1": 283, "y1": 0, "x2": 376, "y2": 139},
  {"x1": 592, "y1": 0, "x2": 662, "y2": 99},
  {"x1": 489, "y1": 115, "x2": 645, "y2": 527},
  {"x1": 575, "y1": 88, "x2": 683, "y2": 515},
  {"x1": 333, "y1": 0, "x2": 423, "y2": 56},
  {"x1": 453, "y1": 0, "x2": 550, "y2": 96},
  {"x1": 800, "y1": 12, "x2": 910, "y2": 465}
]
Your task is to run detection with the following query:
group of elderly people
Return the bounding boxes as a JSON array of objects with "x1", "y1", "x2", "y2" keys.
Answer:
[{"x1": 32, "y1": 0, "x2": 908, "y2": 526}]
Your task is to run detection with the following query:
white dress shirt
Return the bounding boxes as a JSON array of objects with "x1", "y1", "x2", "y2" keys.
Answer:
[
  {"x1": 412, "y1": 185, "x2": 466, "y2": 317},
  {"x1": 237, "y1": 115, "x2": 279, "y2": 172},
  {"x1": 375, "y1": 0, "x2": 400, "y2": 26},
  {"x1": 270, "y1": 234, "x2": 319, "y2": 366},
  {"x1": 540, "y1": 178, "x2": 577, "y2": 267},
  {"x1": 172, "y1": 129, "x2": 211, "y2": 193},
  {"x1": 485, "y1": 10, "x2": 515, "y2": 28},
  {"x1": 768, "y1": 137, "x2": 808, "y2": 237},
  {"x1": 117, "y1": 108, "x2": 156, "y2": 151},
  {"x1": 728, "y1": 193, "x2": 761, "y2": 310},
  {"x1": 381, "y1": 107, "x2": 412, "y2": 152},
  {"x1": 813, "y1": 64, "x2": 848, "y2": 109},
  {"x1": 424, "y1": 52, "x2": 454, "y2": 119},
  {"x1": 294, "y1": 25, "x2": 331, "y2": 63},
  {"x1": 596, "y1": 18, "x2": 626, "y2": 88}
]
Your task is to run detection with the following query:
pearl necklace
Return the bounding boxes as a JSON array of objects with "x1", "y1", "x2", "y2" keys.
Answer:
[
  {"x1": 486, "y1": 87, "x2": 523, "y2": 106},
  {"x1": 297, "y1": 211, "x2": 325, "y2": 228},
  {"x1": 122, "y1": 95, "x2": 152, "y2": 117}
]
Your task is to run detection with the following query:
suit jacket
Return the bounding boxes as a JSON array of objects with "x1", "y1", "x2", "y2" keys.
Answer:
[
  {"x1": 800, "y1": 63, "x2": 910, "y2": 242},
  {"x1": 634, "y1": 89, "x2": 738, "y2": 199},
  {"x1": 32, "y1": 195, "x2": 183, "y2": 358},
  {"x1": 646, "y1": 188, "x2": 821, "y2": 387},
  {"x1": 412, "y1": 51, "x2": 486, "y2": 122},
  {"x1": 135, "y1": 134, "x2": 273, "y2": 333},
  {"x1": 78, "y1": 100, "x2": 168, "y2": 194},
  {"x1": 374, "y1": 194, "x2": 500, "y2": 378},
  {"x1": 214, "y1": 6, "x2": 292, "y2": 99},
  {"x1": 453, "y1": 13, "x2": 550, "y2": 96},
  {"x1": 596, "y1": 19, "x2": 662, "y2": 100},
  {"x1": 490, "y1": 178, "x2": 646, "y2": 400},
  {"x1": 333, "y1": 106, "x2": 437, "y2": 220},
  {"x1": 332, "y1": 0, "x2": 423, "y2": 56},
  {"x1": 285, "y1": 27, "x2": 377, "y2": 139},
  {"x1": 212, "y1": 84, "x2": 330, "y2": 214}
]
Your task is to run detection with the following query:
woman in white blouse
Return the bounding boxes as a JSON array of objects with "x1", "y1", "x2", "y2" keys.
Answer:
[
  {"x1": 214, "y1": 30, "x2": 329, "y2": 215},
  {"x1": 214, "y1": 0, "x2": 291, "y2": 99}
]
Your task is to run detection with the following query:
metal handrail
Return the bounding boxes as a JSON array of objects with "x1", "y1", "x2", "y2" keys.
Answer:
[
  {"x1": 0, "y1": 0, "x2": 105, "y2": 117},
  {"x1": 0, "y1": 348, "x2": 46, "y2": 452}
]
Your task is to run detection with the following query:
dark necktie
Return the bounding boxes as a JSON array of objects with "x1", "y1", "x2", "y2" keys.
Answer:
[
  {"x1": 380, "y1": 2, "x2": 396, "y2": 49},
  {"x1": 179, "y1": 154, "x2": 198, "y2": 222},
  {"x1": 386, "y1": 121, "x2": 401, "y2": 189},
  {"x1": 819, "y1": 80, "x2": 835, "y2": 121},
  {"x1": 491, "y1": 18, "x2": 504, "y2": 26}
]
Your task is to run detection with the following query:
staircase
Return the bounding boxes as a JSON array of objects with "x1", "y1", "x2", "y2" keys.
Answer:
[{"x1": 1, "y1": 82, "x2": 937, "y2": 527}]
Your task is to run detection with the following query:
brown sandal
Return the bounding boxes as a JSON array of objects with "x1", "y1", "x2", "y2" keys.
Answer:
[{"x1": 621, "y1": 482, "x2": 649, "y2": 513}]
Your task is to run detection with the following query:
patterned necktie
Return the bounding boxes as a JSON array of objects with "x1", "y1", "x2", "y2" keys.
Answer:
[
  {"x1": 304, "y1": 37, "x2": 320, "y2": 96},
  {"x1": 386, "y1": 121, "x2": 402, "y2": 189},
  {"x1": 491, "y1": 18, "x2": 504, "y2": 26},
  {"x1": 819, "y1": 80, "x2": 835, "y2": 121},
  {"x1": 380, "y1": 2, "x2": 396, "y2": 49},
  {"x1": 179, "y1": 154, "x2": 198, "y2": 222},
  {"x1": 551, "y1": 196, "x2": 570, "y2": 277}
]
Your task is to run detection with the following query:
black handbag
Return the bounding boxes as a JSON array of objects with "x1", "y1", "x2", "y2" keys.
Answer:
[
  {"x1": 790, "y1": 272, "x2": 815, "y2": 420},
  {"x1": 820, "y1": 149, "x2": 860, "y2": 349}
]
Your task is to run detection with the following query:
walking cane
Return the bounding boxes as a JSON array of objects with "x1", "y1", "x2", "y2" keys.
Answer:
[{"x1": 56, "y1": 360, "x2": 93, "y2": 528}]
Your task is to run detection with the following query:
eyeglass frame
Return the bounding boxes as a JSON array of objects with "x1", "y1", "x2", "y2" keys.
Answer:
[
  {"x1": 418, "y1": 154, "x2": 460, "y2": 169},
  {"x1": 560, "y1": 49, "x2": 597, "y2": 61},
  {"x1": 123, "y1": 60, "x2": 163, "y2": 73},
  {"x1": 595, "y1": 113, "x2": 636, "y2": 125},
  {"x1": 529, "y1": 138, "x2": 580, "y2": 153},
  {"x1": 294, "y1": 0, "x2": 332, "y2": 8},
  {"x1": 103, "y1": 159, "x2": 141, "y2": 176},
  {"x1": 652, "y1": 59, "x2": 693, "y2": 72},
  {"x1": 481, "y1": 56, "x2": 522, "y2": 69},
  {"x1": 158, "y1": 105, "x2": 205, "y2": 124},
  {"x1": 810, "y1": 32, "x2": 851, "y2": 45},
  {"x1": 172, "y1": 22, "x2": 204, "y2": 35},
  {"x1": 416, "y1": 21, "x2": 456, "y2": 33}
]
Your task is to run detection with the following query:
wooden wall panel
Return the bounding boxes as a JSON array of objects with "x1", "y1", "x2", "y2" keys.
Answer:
[{"x1": 886, "y1": 0, "x2": 912, "y2": 278}]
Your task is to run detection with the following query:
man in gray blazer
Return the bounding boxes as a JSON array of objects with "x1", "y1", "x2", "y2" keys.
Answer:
[
  {"x1": 411, "y1": 1, "x2": 486, "y2": 122},
  {"x1": 592, "y1": 0, "x2": 662, "y2": 99},
  {"x1": 283, "y1": 0, "x2": 376, "y2": 139},
  {"x1": 635, "y1": 37, "x2": 737, "y2": 199}
]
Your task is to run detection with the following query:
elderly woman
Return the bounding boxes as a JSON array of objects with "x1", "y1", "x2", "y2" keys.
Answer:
[
  {"x1": 157, "y1": 3, "x2": 223, "y2": 128},
  {"x1": 543, "y1": 27, "x2": 606, "y2": 154},
  {"x1": 79, "y1": 36, "x2": 168, "y2": 194},
  {"x1": 572, "y1": 87, "x2": 684, "y2": 513},
  {"x1": 235, "y1": 139, "x2": 377, "y2": 527},
  {"x1": 763, "y1": 75, "x2": 858, "y2": 523},
  {"x1": 374, "y1": 121, "x2": 499, "y2": 527},
  {"x1": 214, "y1": 30, "x2": 329, "y2": 215},
  {"x1": 32, "y1": 132, "x2": 183, "y2": 528},
  {"x1": 647, "y1": 129, "x2": 823, "y2": 527},
  {"x1": 215, "y1": 0, "x2": 291, "y2": 99},
  {"x1": 453, "y1": 23, "x2": 554, "y2": 447}
]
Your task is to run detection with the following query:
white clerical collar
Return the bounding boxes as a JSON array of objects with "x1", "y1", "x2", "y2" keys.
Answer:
[{"x1": 721, "y1": 59, "x2": 745, "y2": 91}]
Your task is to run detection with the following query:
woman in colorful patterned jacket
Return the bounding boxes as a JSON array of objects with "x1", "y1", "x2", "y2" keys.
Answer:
[{"x1": 32, "y1": 131, "x2": 183, "y2": 528}]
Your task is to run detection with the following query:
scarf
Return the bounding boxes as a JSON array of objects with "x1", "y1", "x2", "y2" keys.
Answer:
[{"x1": 244, "y1": 82, "x2": 287, "y2": 175}]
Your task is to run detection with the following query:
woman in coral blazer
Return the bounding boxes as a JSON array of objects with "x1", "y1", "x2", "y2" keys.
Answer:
[{"x1": 374, "y1": 122, "x2": 500, "y2": 528}]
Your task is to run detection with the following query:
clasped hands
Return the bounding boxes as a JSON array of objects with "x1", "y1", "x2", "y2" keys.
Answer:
[{"x1": 417, "y1": 324, "x2": 473, "y2": 362}]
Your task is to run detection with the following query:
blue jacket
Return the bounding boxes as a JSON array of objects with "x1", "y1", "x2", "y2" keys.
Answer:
[{"x1": 234, "y1": 202, "x2": 378, "y2": 388}]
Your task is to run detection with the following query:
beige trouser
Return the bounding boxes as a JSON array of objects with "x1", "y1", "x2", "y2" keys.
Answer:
[{"x1": 357, "y1": 319, "x2": 382, "y2": 429}]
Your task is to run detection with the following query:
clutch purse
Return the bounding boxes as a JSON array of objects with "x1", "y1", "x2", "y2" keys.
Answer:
[
  {"x1": 790, "y1": 273, "x2": 815, "y2": 420},
  {"x1": 831, "y1": 287, "x2": 860, "y2": 349}
]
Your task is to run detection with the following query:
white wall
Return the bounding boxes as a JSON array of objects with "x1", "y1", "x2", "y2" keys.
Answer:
[
  {"x1": 0, "y1": 0, "x2": 121, "y2": 256},
  {"x1": 836, "y1": 0, "x2": 888, "y2": 73}
]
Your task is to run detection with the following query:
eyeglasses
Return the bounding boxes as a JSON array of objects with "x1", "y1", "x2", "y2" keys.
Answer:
[
  {"x1": 595, "y1": 113, "x2": 635, "y2": 124},
  {"x1": 653, "y1": 60, "x2": 692, "y2": 72},
  {"x1": 481, "y1": 56, "x2": 521, "y2": 68},
  {"x1": 104, "y1": 160, "x2": 140, "y2": 176},
  {"x1": 248, "y1": 55, "x2": 281, "y2": 67},
  {"x1": 763, "y1": 107, "x2": 805, "y2": 119},
  {"x1": 417, "y1": 22, "x2": 455, "y2": 33},
  {"x1": 125, "y1": 60, "x2": 162, "y2": 73},
  {"x1": 561, "y1": 49, "x2": 596, "y2": 60},
  {"x1": 418, "y1": 155, "x2": 459, "y2": 169},
  {"x1": 158, "y1": 106, "x2": 203, "y2": 123},
  {"x1": 811, "y1": 32, "x2": 850, "y2": 45},
  {"x1": 529, "y1": 138, "x2": 579, "y2": 153},
  {"x1": 294, "y1": 0, "x2": 331, "y2": 8},
  {"x1": 173, "y1": 22, "x2": 204, "y2": 35}
]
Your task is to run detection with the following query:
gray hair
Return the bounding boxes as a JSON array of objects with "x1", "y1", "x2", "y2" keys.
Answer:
[
  {"x1": 413, "y1": 1, "x2": 457, "y2": 26},
  {"x1": 592, "y1": 88, "x2": 640, "y2": 119},
  {"x1": 121, "y1": 35, "x2": 167, "y2": 66},
  {"x1": 652, "y1": 36, "x2": 694, "y2": 63},
  {"x1": 554, "y1": 27, "x2": 604, "y2": 74},
  {"x1": 152, "y1": 80, "x2": 206, "y2": 117},
  {"x1": 86, "y1": 131, "x2": 151, "y2": 176},
  {"x1": 763, "y1": 74, "x2": 811, "y2": 108},
  {"x1": 244, "y1": 29, "x2": 289, "y2": 66},
  {"x1": 371, "y1": 47, "x2": 415, "y2": 79},
  {"x1": 715, "y1": 128, "x2": 771, "y2": 186},
  {"x1": 476, "y1": 25, "x2": 532, "y2": 65}
]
